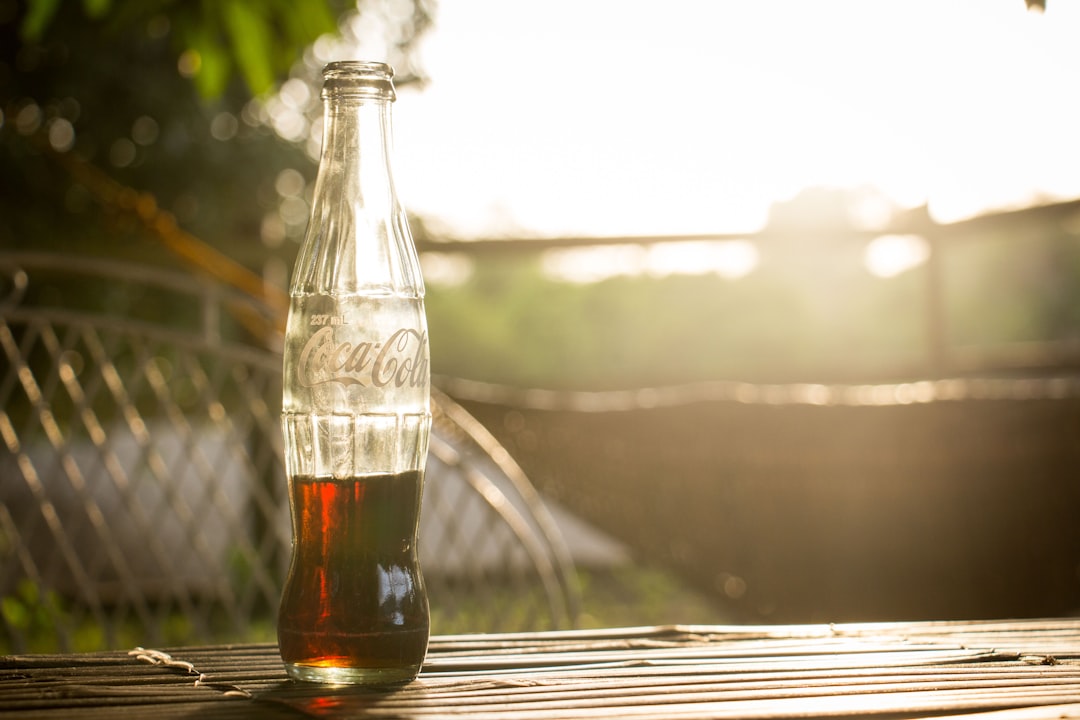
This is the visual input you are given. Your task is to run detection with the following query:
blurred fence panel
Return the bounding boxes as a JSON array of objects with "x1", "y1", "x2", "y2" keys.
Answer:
[{"x1": 447, "y1": 376, "x2": 1080, "y2": 623}]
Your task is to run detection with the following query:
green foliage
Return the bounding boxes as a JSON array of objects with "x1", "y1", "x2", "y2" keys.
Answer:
[
  {"x1": 575, "y1": 566, "x2": 727, "y2": 628},
  {"x1": 946, "y1": 230, "x2": 1080, "y2": 347},
  {"x1": 427, "y1": 254, "x2": 932, "y2": 389},
  {"x1": 1, "y1": 580, "x2": 57, "y2": 632},
  {"x1": 1, "y1": 580, "x2": 67, "y2": 653},
  {"x1": 19, "y1": 0, "x2": 61, "y2": 40},
  {"x1": 20, "y1": 0, "x2": 342, "y2": 98},
  {"x1": 220, "y1": 1, "x2": 277, "y2": 97},
  {"x1": 1, "y1": 0, "x2": 433, "y2": 262},
  {"x1": 423, "y1": 189, "x2": 1080, "y2": 390}
]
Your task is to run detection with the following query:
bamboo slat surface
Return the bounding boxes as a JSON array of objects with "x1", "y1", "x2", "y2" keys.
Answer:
[{"x1": 4, "y1": 619, "x2": 1080, "y2": 718}]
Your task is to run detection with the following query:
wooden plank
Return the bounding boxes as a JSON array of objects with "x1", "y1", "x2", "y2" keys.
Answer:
[{"x1": 2, "y1": 621, "x2": 1080, "y2": 718}]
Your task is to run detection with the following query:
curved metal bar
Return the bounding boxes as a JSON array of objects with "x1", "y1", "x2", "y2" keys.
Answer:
[
  {"x1": 431, "y1": 386, "x2": 581, "y2": 627},
  {"x1": 427, "y1": 434, "x2": 571, "y2": 628}
]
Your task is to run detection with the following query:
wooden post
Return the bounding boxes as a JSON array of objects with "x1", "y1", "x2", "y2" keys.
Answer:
[{"x1": 924, "y1": 227, "x2": 948, "y2": 376}]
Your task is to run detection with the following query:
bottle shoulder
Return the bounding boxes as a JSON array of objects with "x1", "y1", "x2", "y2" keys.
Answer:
[
  {"x1": 287, "y1": 288, "x2": 426, "y2": 299},
  {"x1": 289, "y1": 215, "x2": 425, "y2": 297}
]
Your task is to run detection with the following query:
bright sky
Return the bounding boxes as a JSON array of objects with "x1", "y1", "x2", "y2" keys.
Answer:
[{"x1": 389, "y1": 0, "x2": 1080, "y2": 240}]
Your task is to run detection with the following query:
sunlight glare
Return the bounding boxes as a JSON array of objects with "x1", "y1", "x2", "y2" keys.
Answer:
[
  {"x1": 392, "y1": 0, "x2": 1080, "y2": 239},
  {"x1": 542, "y1": 240, "x2": 758, "y2": 284},
  {"x1": 646, "y1": 241, "x2": 759, "y2": 280},
  {"x1": 420, "y1": 251, "x2": 475, "y2": 287},
  {"x1": 863, "y1": 235, "x2": 930, "y2": 278},
  {"x1": 541, "y1": 245, "x2": 646, "y2": 284}
]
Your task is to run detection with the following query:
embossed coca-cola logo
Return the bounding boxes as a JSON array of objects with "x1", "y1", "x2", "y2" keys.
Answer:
[{"x1": 296, "y1": 326, "x2": 427, "y2": 389}]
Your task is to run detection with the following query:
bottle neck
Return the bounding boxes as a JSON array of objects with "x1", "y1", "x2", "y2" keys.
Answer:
[
  {"x1": 317, "y1": 96, "x2": 397, "y2": 214},
  {"x1": 291, "y1": 86, "x2": 422, "y2": 297}
]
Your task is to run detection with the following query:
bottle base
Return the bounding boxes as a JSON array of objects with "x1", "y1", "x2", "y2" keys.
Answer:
[{"x1": 284, "y1": 661, "x2": 421, "y2": 685}]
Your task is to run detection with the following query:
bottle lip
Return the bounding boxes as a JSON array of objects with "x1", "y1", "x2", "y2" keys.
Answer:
[{"x1": 322, "y1": 61, "x2": 396, "y2": 102}]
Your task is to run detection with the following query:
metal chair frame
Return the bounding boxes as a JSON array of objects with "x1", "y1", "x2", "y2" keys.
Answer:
[{"x1": 0, "y1": 252, "x2": 579, "y2": 652}]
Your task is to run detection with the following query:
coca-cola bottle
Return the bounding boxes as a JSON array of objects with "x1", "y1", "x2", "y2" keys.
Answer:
[{"x1": 278, "y1": 61, "x2": 431, "y2": 685}]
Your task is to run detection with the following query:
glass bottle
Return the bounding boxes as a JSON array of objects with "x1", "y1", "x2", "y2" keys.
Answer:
[{"x1": 278, "y1": 61, "x2": 430, "y2": 685}]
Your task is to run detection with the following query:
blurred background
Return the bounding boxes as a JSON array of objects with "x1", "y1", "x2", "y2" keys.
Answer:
[{"x1": 2, "y1": 0, "x2": 1080, "y2": 648}]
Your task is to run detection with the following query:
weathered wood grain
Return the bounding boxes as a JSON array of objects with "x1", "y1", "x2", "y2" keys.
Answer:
[{"x1": 3, "y1": 619, "x2": 1080, "y2": 718}]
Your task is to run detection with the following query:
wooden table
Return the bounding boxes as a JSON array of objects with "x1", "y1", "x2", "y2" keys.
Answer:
[{"x1": 4, "y1": 619, "x2": 1080, "y2": 718}]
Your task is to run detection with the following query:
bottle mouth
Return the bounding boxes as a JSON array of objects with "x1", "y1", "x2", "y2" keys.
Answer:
[{"x1": 322, "y1": 61, "x2": 396, "y2": 102}]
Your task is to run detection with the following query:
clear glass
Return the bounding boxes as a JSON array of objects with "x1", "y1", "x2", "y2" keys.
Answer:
[{"x1": 278, "y1": 61, "x2": 431, "y2": 685}]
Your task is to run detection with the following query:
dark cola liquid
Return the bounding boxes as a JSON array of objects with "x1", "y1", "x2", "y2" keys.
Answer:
[{"x1": 278, "y1": 471, "x2": 429, "y2": 684}]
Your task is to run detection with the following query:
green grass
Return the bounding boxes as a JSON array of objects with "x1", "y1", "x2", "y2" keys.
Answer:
[
  {"x1": 1, "y1": 565, "x2": 725, "y2": 653},
  {"x1": 575, "y1": 565, "x2": 730, "y2": 630}
]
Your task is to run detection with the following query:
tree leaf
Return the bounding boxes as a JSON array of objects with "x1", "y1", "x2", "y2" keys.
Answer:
[
  {"x1": 221, "y1": 0, "x2": 275, "y2": 96},
  {"x1": 82, "y1": 0, "x2": 112, "y2": 20},
  {"x1": 181, "y1": 21, "x2": 233, "y2": 100},
  {"x1": 20, "y1": 0, "x2": 62, "y2": 41},
  {"x1": 196, "y1": 42, "x2": 232, "y2": 99},
  {"x1": 280, "y1": 0, "x2": 339, "y2": 49}
]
